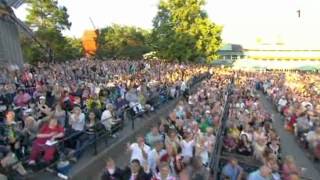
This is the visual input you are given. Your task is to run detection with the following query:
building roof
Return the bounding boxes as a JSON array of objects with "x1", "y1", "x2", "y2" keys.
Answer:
[
  {"x1": 219, "y1": 44, "x2": 243, "y2": 52},
  {"x1": 217, "y1": 44, "x2": 244, "y2": 56}
]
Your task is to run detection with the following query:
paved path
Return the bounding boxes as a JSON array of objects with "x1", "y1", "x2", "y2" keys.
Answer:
[{"x1": 258, "y1": 92, "x2": 319, "y2": 180}]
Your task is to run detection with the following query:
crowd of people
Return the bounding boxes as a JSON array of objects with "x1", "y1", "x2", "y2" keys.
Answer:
[
  {"x1": 221, "y1": 71, "x2": 283, "y2": 180},
  {"x1": 0, "y1": 60, "x2": 318, "y2": 180},
  {"x1": 100, "y1": 69, "x2": 318, "y2": 180},
  {"x1": 258, "y1": 72, "x2": 320, "y2": 160},
  {"x1": 0, "y1": 60, "x2": 209, "y2": 178},
  {"x1": 220, "y1": 70, "x2": 318, "y2": 180},
  {"x1": 101, "y1": 70, "x2": 232, "y2": 180}
]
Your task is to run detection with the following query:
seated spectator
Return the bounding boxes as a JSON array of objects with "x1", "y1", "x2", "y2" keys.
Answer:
[
  {"x1": 266, "y1": 139, "x2": 281, "y2": 159},
  {"x1": 265, "y1": 156, "x2": 281, "y2": 180},
  {"x1": 101, "y1": 104, "x2": 120, "y2": 134},
  {"x1": 100, "y1": 157, "x2": 123, "y2": 180},
  {"x1": 36, "y1": 96, "x2": 51, "y2": 120},
  {"x1": 237, "y1": 134, "x2": 253, "y2": 156},
  {"x1": 60, "y1": 90, "x2": 75, "y2": 111},
  {"x1": 126, "y1": 88, "x2": 144, "y2": 114},
  {"x1": 0, "y1": 149, "x2": 27, "y2": 176},
  {"x1": 0, "y1": 111, "x2": 22, "y2": 158},
  {"x1": 223, "y1": 132, "x2": 237, "y2": 152},
  {"x1": 282, "y1": 156, "x2": 301, "y2": 180},
  {"x1": 221, "y1": 158, "x2": 243, "y2": 180},
  {"x1": 295, "y1": 112, "x2": 310, "y2": 138},
  {"x1": 306, "y1": 126, "x2": 320, "y2": 159},
  {"x1": 21, "y1": 116, "x2": 38, "y2": 152},
  {"x1": 13, "y1": 89, "x2": 31, "y2": 108},
  {"x1": 28, "y1": 118, "x2": 64, "y2": 165}
]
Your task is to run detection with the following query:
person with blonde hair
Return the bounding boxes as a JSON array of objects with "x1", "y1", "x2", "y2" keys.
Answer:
[{"x1": 282, "y1": 156, "x2": 301, "y2": 180}]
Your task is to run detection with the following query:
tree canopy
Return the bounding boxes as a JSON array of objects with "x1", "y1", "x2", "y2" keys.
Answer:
[
  {"x1": 21, "y1": 0, "x2": 83, "y2": 63},
  {"x1": 97, "y1": 24, "x2": 151, "y2": 59},
  {"x1": 20, "y1": 0, "x2": 222, "y2": 63},
  {"x1": 151, "y1": 0, "x2": 222, "y2": 62}
]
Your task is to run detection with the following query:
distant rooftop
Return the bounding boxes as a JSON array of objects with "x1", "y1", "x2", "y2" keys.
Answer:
[{"x1": 219, "y1": 44, "x2": 243, "y2": 52}]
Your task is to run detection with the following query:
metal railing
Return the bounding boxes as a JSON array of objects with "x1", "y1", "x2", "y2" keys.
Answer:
[
  {"x1": 209, "y1": 77, "x2": 234, "y2": 179},
  {"x1": 9, "y1": 72, "x2": 210, "y2": 179}
]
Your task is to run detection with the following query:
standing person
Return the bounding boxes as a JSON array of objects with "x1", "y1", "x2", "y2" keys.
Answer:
[
  {"x1": 53, "y1": 104, "x2": 66, "y2": 127},
  {"x1": 248, "y1": 165, "x2": 272, "y2": 180},
  {"x1": 148, "y1": 141, "x2": 167, "y2": 174},
  {"x1": 100, "y1": 158, "x2": 124, "y2": 180},
  {"x1": 145, "y1": 126, "x2": 163, "y2": 148},
  {"x1": 69, "y1": 106, "x2": 85, "y2": 132},
  {"x1": 127, "y1": 136, "x2": 151, "y2": 166},
  {"x1": 152, "y1": 163, "x2": 176, "y2": 180},
  {"x1": 221, "y1": 158, "x2": 243, "y2": 180},
  {"x1": 180, "y1": 130, "x2": 195, "y2": 162},
  {"x1": 123, "y1": 159, "x2": 152, "y2": 180}
]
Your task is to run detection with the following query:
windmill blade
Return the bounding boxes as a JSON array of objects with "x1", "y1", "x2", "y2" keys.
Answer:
[{"x1": 4, "y1": 0, "x2": 24, "y2": 9}]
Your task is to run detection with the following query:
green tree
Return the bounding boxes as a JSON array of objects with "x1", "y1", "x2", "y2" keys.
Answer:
[
  {"x1": 151, "y1": 0, "x2": 222, "y2": 62},
  {"x1": 98, "y1": 24, "x2": 151, "y2": 59},
  {"x1": 21, "y1": 0, "x2": 79, "y2": 63},
  {"x1": 63, "y1": 37, "x2": 84, "y2": 60},
  {"x1": 25, "y1": 0, "x2": 71, "y2": 31}
]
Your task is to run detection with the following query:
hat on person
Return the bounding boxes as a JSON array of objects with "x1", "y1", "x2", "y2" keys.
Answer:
[{"x1": 39, "y1": 96, "x2": 46, "y2": 100}]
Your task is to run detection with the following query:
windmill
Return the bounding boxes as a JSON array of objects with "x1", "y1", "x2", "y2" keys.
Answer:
[
  {"x1": 0, "y1": 0, "x2": 52, "y2": 68},
  {"x1": 81, "y1": 17, "x2": 99, "y2": 59}
]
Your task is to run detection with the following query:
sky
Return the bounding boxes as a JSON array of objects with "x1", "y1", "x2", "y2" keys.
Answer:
[{"x1": 14, "y1": 0, "x2": 320, "y2": 49}]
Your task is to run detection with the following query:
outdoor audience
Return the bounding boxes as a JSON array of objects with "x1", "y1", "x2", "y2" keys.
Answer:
[
  {"x1": 258, "y1": 71, "x2": 320, "y2": 160},
  {"x1": 1, "y1": 60, "x2": 317, "y2": 180},
  {"x1": 110, "y1": 71, "x2": 231, "y2": 179},
  {"x1": 0, "y1": 60, "x2": 208, "y2": 177}
]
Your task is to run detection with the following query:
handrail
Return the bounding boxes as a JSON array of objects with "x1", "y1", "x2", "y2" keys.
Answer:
[
  {"x1": 16, "y1": 72, "x2": 210, "y2": 178},
  {"x1": 209, "y1": 77, "x2": 234, "y2": 179}
]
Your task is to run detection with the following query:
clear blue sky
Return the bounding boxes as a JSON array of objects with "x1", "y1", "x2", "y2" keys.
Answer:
[{"x1": 14, "y1": 0, "x2": 320, "y2": 49}]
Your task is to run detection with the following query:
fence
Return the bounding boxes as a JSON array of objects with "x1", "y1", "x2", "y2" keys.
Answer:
[{"x1": 208, "y1": 76, "x2": 313, "y2": 180}]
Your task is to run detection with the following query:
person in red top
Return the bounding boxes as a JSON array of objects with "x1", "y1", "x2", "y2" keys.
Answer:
[
  {"x1": 60, "y1": 90, "x2": 75, "y2": 111},
  {"x1": 28, "y1": 118, "x2": 64, "y2": 165}
]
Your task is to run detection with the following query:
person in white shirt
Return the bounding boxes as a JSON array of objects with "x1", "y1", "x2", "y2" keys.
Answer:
[
  {"x1": 180, "y1": 131, "x2": 195, "y2": 161},
  {"x1": 147, "y1": 141, "x2": 167, "y2": 174},
  {"x1": 68, "y1": 106, "x2": 86, "y2": 159},
  {"x1": 101, "y1": 104, "x2": 120, "y2": 133},
  {"x1": 69, "y1": 106, "x2": 85, "y2": 132},
  {"x1": 277, "y1": 96, "x2": 287, "y2": 112},
  {"x1": 128, "y1": 136, "x2": 151, "y2": 166},
  {"x1": 306, "y1": 127, "x2": 320, "y2": 149}
]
